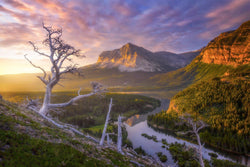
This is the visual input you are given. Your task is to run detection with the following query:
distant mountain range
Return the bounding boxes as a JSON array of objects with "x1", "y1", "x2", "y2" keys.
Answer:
[
  {"x1": 0, "y1": 43, "x2": 201, "y2": 92},
  {"x1": 0, "y1": 21, "x2": 249, "y2": 97},
  {"x1": 97, "y1": 43, "x2": 201, "y2": 72}
]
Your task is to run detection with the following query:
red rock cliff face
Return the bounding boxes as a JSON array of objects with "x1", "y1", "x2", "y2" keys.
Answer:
[{"x1": 200, "y1": 21, "x2": 250, "y2": 66}]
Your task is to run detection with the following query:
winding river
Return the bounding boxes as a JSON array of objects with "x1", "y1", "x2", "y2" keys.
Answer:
[
  {"x1": 2, "y1": 92, "x2": 249, "y2": 166},
  {"x1": 125, "y1": 99, "x2": 249, "y2": 167}
]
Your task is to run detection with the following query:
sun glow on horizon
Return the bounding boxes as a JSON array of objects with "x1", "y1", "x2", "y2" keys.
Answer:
[
  {"x1": 0, "y1": 59, "x2": 46, "y2": 75},
  {"x1": 0, "y1": 56, "x2": 96, "y2": 75}
]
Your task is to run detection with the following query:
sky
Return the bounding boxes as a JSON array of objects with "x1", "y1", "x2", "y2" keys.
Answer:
[{"x1": 0, "y1": 0, "x2": 249, "y2": 75}]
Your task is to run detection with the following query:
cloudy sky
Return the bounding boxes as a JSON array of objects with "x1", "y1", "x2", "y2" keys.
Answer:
[{"x1": 0, "y1": 0, "x2": 249, "y2": 75}]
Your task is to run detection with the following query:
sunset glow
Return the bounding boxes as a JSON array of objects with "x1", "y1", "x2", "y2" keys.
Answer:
[{"x1": 0, "y1": 0, "x2": 249, "y2": 75}]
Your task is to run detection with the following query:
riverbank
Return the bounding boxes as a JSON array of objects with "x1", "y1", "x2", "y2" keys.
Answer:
[
  {"x1": 148, "y1": 120, "x2": 250, "y2": 157},
  {"x1": 125, "y1": 99, "x2": 249, "y2": 166}
]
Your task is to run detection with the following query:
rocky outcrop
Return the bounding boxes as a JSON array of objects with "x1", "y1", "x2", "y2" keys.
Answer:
[
  {"x1": 97, "y1": 43, "x2": 200, "y2": 72},
  {"x1": 166, "y1": 99, "x2": 179, "y2": 114},
  {"x1": 200, "y1": 20, "x2": 250, "y2": 66},
  {"x1": 97, "y1": 43, "x2": 161, "y2": 72}
]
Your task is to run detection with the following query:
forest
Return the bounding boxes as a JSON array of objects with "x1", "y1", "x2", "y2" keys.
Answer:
[
  {"x1": 51, "y1": 93, "x2": 160, "y2": 128},
  {"x1": 148, "y1": 74, "x2": 250, "y2": 155}
]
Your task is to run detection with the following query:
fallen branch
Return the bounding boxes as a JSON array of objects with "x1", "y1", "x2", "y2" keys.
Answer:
[
  {"x1": 100, "y1": 98, "x2": 113, "y2": 146},
  {"x1": 130, "y1": 160, "x2": 145, "y2": 167},
  {"x1": 28, "y1": 106, "x2": 99, "y2": 143}
]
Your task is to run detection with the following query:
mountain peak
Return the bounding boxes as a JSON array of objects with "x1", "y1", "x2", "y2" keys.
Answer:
[
  {"x1": 97, "y1": 43, "x2": 157, "y2": 72},
  {"x1": 120, "y1": 43, "x2": 150, "y2": 54},
  {"x1": 199, "y1": 20, "x2": 250, "y2": 66},
  {"x1": 97, "y1": 43, "x2": 200, "y2": 72},
  {"x1": 123, "y1": 42, "x2": 135, "y2": 48}
]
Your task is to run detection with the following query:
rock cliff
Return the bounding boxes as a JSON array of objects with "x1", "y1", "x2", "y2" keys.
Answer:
[{"x1": 199, "y1": 20, "x2": 250, "y2": 66}]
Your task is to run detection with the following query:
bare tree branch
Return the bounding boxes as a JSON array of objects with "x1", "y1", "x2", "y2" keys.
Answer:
[
  {"x1": 48, "y1": 91, "x2": 95, "y2": 108},
  {"x1": 24, "y1": 54, "x2": 48, "y2": 85},
  {"x1": 197, "y1": 120, "x2": 208, "y2": 132},
  {"x1": 78, "y1": 88, "x2": 82, "y2": 96},
  {"x1": 26, "y1": 23, "x2": 101, "y2": 116},
  {"x1": 179, "y1": 115, "x2": 208, "y2": 167},
  {"x1": 29, "y1": 41, "x2": 50, "y2": 58}
]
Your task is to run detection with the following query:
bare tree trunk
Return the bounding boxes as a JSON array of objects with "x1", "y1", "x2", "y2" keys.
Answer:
[
  {"x1": 39, "y1": 85, "x2": 52, "y2": 115},
  {"x1": 117, "y1": 115, "x2": 123, "y2": 153},
  {"x1": 99, "y1": 98, "x2": 112, "y2": 146},
  {"x1": 194, "y1": 127, "x2": 205, "y2": 167},
  {"x1": 179, "y1": 116, "x2": 207, "y2": 167},
  {"x1": 107, "y1": 134, "x2": 110, "y2": 146}
]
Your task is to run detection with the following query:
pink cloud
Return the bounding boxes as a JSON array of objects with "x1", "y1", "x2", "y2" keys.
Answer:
[
  {"x1": 0, "y1": 0, "x2": 250, "y2": 75},
  {"x1": 206, "y1": 0, "x2": 250, "y2": 30},
  {"x1": 0, "y1": 23, "x2": 38, "y2": 46},
  {"x1": 2, "y1": 0, "x2": 33, "y2": 11}
]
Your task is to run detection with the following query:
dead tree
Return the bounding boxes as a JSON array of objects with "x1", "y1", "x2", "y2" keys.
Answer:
[
  {"x1": 180, "y1": 116, "x2": 208, "y2": 167},
  {"x1": 106, "y1": 133, "x2": 111, "y2": 146},
  {"x1": 26, "y1": 97, "x2": 40, "y2": 110},
  {"x1": 100, "y1": 98, "x2": 113, "y2": 146},
  {"x1": 117, "y1": 115, "x2": 123, "y2": 153},
  {"x1": 25, "y1": 23, "x2": 103, "y2": 115}
]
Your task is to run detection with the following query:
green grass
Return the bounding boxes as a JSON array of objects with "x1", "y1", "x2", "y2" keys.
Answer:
[
  {"x1": 134, "y1": 146, "x2": 146, "y2": 156},
  {"x1": 0, "y1": 130, "x2": 107, "y2": 167},
  {"x1": 152, "y1": 61, "x2": 232, "y2": 88},
  {"x1": 82, "y1": 124, "x2": 114, "y2": 138},
  {"x1": 0, "y1": 99, "x2": 154, "y2": 166}
]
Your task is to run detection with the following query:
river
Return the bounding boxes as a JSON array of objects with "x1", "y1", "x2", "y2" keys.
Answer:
[
  {"x1": 1, "y1": 91, "x2": 249, "y2": 166},
  {"x1": 125, "y1": 99, "x2": 249, "y2": 167}
]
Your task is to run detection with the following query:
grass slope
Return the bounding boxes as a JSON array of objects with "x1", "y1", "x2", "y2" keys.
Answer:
[{"x1": 0, "y1": 99, "x2": 159, "y2": 166}]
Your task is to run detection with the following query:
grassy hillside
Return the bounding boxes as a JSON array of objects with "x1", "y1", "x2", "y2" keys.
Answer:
[
  {"x1": 150, "y1": 61, "x2": 231, "y2": 96},
  {"x1": 0, "y1": 99, "x2": 159, "y2": 166}
]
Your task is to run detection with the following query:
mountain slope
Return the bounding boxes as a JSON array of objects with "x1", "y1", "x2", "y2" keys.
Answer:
[
  {"x1": 148, "y1": 20, "x2": 250, "y2": 155},
  {"x1": 199, "y1": 20, "x2": 250, "y2": 66},
  {"x1": 151, "y1": 20, "x2": 250, "y2": 93}
]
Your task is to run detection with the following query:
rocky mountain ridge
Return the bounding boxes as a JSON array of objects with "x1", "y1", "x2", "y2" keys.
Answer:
[
  {"x1": 97, "y1": 43, "x2": 201, "y2": 72},
  {"x1": 166, "y1": 20, "x2": 250, "y2": 113},
  {"x1": 199, "y1": 20, "x2": 250, "y2": 66}
]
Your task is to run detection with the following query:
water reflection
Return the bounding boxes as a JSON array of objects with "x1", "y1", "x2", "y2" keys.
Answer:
[
  {"x1": 125, "y1": 99, "x2": 249, "y2": 166},
  {"x1": 125, "y1": 99, "x2": 170, "y2": 126}
]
